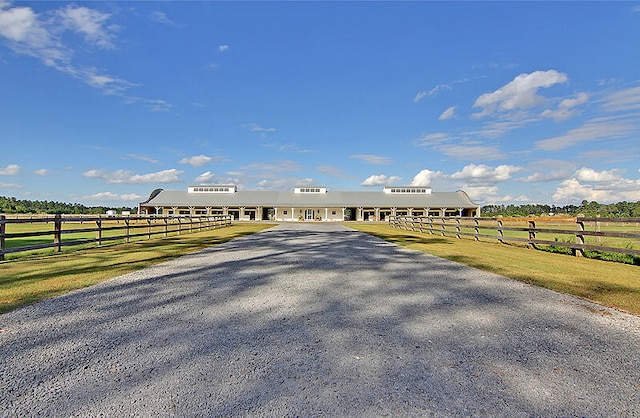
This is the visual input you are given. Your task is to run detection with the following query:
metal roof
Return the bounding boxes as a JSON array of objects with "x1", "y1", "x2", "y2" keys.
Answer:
[{"x1": 141, "y1": 189, "x2": 478, "y2": 209}]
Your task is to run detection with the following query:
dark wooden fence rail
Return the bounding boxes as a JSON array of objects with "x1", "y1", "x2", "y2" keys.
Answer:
[
  {"x1": 389, "y1": 216, "x2": 640, "y2": 258},
  {"x1": 0, "y1": 214, "x2": 232, "y2": 261}
]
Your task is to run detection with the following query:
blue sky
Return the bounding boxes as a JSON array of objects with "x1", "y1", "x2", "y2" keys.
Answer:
[{"x1": 1, "y1": 1, "x2": 639, "y2": 208}]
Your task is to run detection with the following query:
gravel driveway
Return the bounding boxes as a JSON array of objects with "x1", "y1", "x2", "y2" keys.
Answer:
[{"x1": 1, "y1": 223, "x2": 640, "y2": 417}]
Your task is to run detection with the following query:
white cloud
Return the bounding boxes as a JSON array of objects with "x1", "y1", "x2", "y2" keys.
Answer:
[
  {"x1": 552, "y1": 168, "x2": 640, "y2": 204},
  {"x1": 257, "y1": 177, "x2": 313, "y2": 190},
  {"x1": 0, "y1": 182, "x2": 22, "y2": 189},
  {"x1": 56, "y1": 4, "x2": 116, "y2": 49},
  {"x1": 219, "y1": 45, "x2": 229, "y2": 52},
  {"x1": 410, "y1": 169, "x2": 444, "y2": 187},
  {"x1": 349, "y1": 154, "x2": 392, "y2": 165},
  {"x1": 126, "y1": 154, "x2": 159, "y2": 164},
  {"x1": 0, "y1": 4, "x2": 48, "y2": 45},
  {"x1": 179, "y1": 155, "x2": 212, "y2": 167},
  {"x1": 463, "y1": 185, "x2": 499, "y2": 202},
  {"x1": 451, "y1": 163, "x2": 522, "y2": 183},
  {"x1": 86, "y1": 191, "x2": 142, "y2": 201},
  {"x1": 151, "y1": 11, "x2": 176, "y2": 26},
  {"x1": 412, "y1": 91, "x2": 427, "y2": 102},
  {"x1": 439, "y1": 106, "x2": 456, "y2": 120},
  {"x1": 428, "y1": 84, "x2": 451, "y2": 97},
  {"x1": 83, "y1": 168, "x2": 183, "y2": 184},
  {"x1": 473, "y1": 70, "x2": 568, "y2": 118},
  {"x1": 0, "y1": 163, "x2": 20, "y2": 175},
  {"x1": 34, "y1": 168, "x2": 48, "y2": 176},
  {"x1": 535, "y1": 116, "x2": 635, "y2": 151},
  {"x1": 194, "y1": 171, "x2": 215, "y2": 183},
  {"x1": 574, "y1": 167, "x2": 622, "y2": 182},
  {"x1": 541, "y1": 92, "x2": 588, "y2": 121},
  {"x1": 250, "y1": 124, "x2": 276, "y2": 133},
  {"x1": 600, "y1": 86, "x2": 640, "y2": 113},
  {"x1": 0, "y1": 3, "x2": 168, "y2": 108},
  {"x1": 436, "y1": 144, "x2": 506, "y2": 161},
  {"x1": 361, "y1": 174, "x2": 402, "y2": 186},
  {"x1": 414, "y1": 132, "x2": 451, "y2": 147}
]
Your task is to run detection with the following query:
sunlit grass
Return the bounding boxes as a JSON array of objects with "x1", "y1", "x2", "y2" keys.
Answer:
[
  {"x1": 0, "y1": 224, "x2": 275, "y2": 314},
  {"x1": 350, "y1": 223, "x2": 640, "y2": 316}
]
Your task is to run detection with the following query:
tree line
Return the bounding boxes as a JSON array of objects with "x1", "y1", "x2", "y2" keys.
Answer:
[
  {"x1": 2, "y1": 195, "x2": 639, "y2": 218},
  {"x1": 0, "y1": 196, "x2": 135, "y2": 215},
  {"x1": 481, "y1": 200, "x2": 640, "y2": 218}
]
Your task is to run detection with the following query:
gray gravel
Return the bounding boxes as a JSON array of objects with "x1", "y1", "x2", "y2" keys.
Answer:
[{"x1": 1, "y1": 223, "x2": 640, "y2": 417}]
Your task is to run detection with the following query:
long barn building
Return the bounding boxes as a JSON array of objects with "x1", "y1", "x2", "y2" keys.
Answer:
[{"x1": 138, "y1": 185, "x2": 480, "y2": 221}]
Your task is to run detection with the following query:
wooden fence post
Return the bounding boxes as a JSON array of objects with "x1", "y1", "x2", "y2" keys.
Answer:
[
  {"x1": 164, "y1": 216, "x2": 169, "y2": 237},
  {"x1": 455, "y1": 218, "x2": 461, "y2": 239},
  {"x1": 440, "y1": 217, "x2": 446, "y2": 236},
  {"x1": 474, "y1": 218, "x2": 479, "y2": 242},
  {"x1": 147, "y1": 217, "x2": 152, "y2": 240},
  {"x1": 0, "y1": 214, "x2": 5, "y2": 261},
  {"x1": 96, "y1": 215, "x2": 103, "y2": 246},
  {"x1": 124, "y1": 218, "x2": 130, "y2": 243},
  {"x1": 497, "y1": 219, "x2": 504, "y2": 244},
  {"x1": 54, "y1": 213, "x2": 62, "y2": 253},
  {"x1": 575, "y1": 218, "x2": 585, "y2": 257},
  {"x1": 528, "y1": 220, "x2": 536, "y2": 249}
]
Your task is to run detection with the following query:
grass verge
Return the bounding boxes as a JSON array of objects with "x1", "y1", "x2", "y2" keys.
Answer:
[
  {"x1": 350, "y1": 223, "x2": 640, "y2": 316},
  {"x1": 0, "y1": 223, "x2": 275, "y2": 314}
]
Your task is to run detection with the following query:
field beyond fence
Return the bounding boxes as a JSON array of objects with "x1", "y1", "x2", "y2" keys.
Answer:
[
  {"x1": 0, "y1": 214, "x2": 232, "y2": 261},
  {"x1": 389, "y1": 216, "x2": 640, "y2": 265}
]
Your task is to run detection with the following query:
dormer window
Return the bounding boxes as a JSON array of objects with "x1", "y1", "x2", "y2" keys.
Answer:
[
  {"x1": 188, "y1": 185, "x2": 237, "y2": 193},
  {"x1": 383, "y1": 186, "x2": 432, "y2": 195},
  {"x1": 294, "y1": 186, "x2": 327, "y2": 194}
]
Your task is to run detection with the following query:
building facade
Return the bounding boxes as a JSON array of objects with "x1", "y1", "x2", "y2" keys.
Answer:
[{"x1": 138, "y1": 185, "x2": 480, "y2": 221}]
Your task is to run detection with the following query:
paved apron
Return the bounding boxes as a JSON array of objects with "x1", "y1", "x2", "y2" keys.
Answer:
[{"x1": 2, "y1": 223, "x2": 640, "y2": 416}]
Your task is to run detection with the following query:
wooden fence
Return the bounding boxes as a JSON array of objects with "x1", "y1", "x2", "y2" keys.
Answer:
[
  {"x1": 389, "y1": 216, "x2": 640, "y2": 258},
  {"x1": 0, "y1": 214, "x2": 232, "y2": 261}
]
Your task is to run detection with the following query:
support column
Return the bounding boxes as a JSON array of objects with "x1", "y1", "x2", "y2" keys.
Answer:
[
  {"x1": 358, "y1": 207, "x2": 364, "y2": 221},
  {"x1": 325, "y1": 208, "x2": 328, "y2": 221},
  {"x1": 291, "y1": 207, "x2": 295, "y2": 221},
  {"x1": 441, "y1": 208, "x2": 447, "y2": 217}
]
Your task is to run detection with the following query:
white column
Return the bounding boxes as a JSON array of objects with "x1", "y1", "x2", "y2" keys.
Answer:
[
  {"x1": 291, "y1": 208, "x2": 295, "y2": 221},
  {"x1": 325, "y1": 208, "x2": 328, "y2": 221}
]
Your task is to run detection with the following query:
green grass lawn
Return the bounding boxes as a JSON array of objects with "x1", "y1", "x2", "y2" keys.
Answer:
[
  {"x1": 350, "y1": 223, "x2": 640, "y2": 316},
  {"x1": 0, "y1": 223, "x2": 275, "y2": 314}
]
